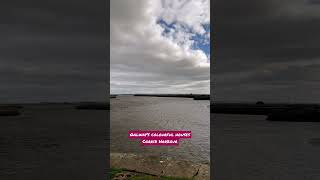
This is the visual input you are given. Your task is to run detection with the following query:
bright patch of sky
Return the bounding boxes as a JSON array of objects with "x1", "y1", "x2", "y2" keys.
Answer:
[{"x1": 157, "y1": 19, "x2": 210, "y2": 59}]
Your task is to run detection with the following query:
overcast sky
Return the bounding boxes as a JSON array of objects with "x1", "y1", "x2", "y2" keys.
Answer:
[
  {"x1": 213, "y1": 0, "x2": 320, "y2": 103},
  {"x1": 6, "y1": 0, "x2": 320, "y2": 103},
  {"x1": 0, "y1": 0, "x2": 106, "y2": 103},
  {"x1": 110, "y1": 0, "x2": 210, "y2": 94}
]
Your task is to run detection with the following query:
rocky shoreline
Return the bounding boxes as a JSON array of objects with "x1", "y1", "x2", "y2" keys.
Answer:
[{"x1": 110, "y1": 153, "x2": 210, "y2": 180}]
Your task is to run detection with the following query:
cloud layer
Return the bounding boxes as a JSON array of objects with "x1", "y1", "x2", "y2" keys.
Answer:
[
  {"x1": 213, "y1": 0, "x2": 320, "y2": 103},
  {"x1": 0, "y1": 0, "x2": 106, "y2": 102},
  {"x1": 111, "y1": 0, "x2": 210, "y2": 94}
]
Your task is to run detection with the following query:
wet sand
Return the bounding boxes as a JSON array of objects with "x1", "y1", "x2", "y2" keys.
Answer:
[{"x1": 0, "y1": 103, "x2": 108, "y2": 180}]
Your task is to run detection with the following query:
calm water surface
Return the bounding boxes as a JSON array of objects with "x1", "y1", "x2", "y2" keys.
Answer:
[
  {"x1": 213, "y1": 114, "x2": 320, "y2": 180},
  {"x1": 0, "y1": 104, "x2": 107, "y2": 179},
  {"x1": 110, "y1": 95, "x2": 210, "y2": 164}
]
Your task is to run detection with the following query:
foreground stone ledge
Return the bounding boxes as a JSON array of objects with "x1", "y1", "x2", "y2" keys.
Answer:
[{"x1": 110, "y1": 153, "x2": 210, "y2": 179}]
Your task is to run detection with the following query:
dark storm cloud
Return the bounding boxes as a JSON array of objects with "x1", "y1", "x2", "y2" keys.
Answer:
[
  {"x1": 213, "y1": 0, "x2": 320, "y2": 103},
  {"x1": 0, "y1": 0, "x2": 106, "y2": 102}
]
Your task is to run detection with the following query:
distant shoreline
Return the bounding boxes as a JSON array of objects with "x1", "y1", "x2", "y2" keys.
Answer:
[{"x1": 133, "y1": 94, "x2": 210, "y2": 100}]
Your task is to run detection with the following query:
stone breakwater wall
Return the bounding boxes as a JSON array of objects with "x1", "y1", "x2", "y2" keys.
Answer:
[{"x1": 110, "y1": 153, "x2": 210, "y2": 179}]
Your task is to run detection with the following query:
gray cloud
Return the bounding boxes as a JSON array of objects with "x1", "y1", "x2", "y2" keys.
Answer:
[
  {"x1": 0, "y1": 0, "x2": 106, "y2": 102},
  {"x1": 213, "y1": 0, "x2": 320, "y2": 103}
]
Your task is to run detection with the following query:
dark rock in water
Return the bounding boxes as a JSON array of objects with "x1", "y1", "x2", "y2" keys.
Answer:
[
  {"x1": 0, "y1": 108, "x2": 21, "y2": 116},
  {"x1": 75, "y1": 103, "x2": 109, "y2": 110},
  {"x1": 267, "y1": 107, "x2": 320, "y2": 122}
]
